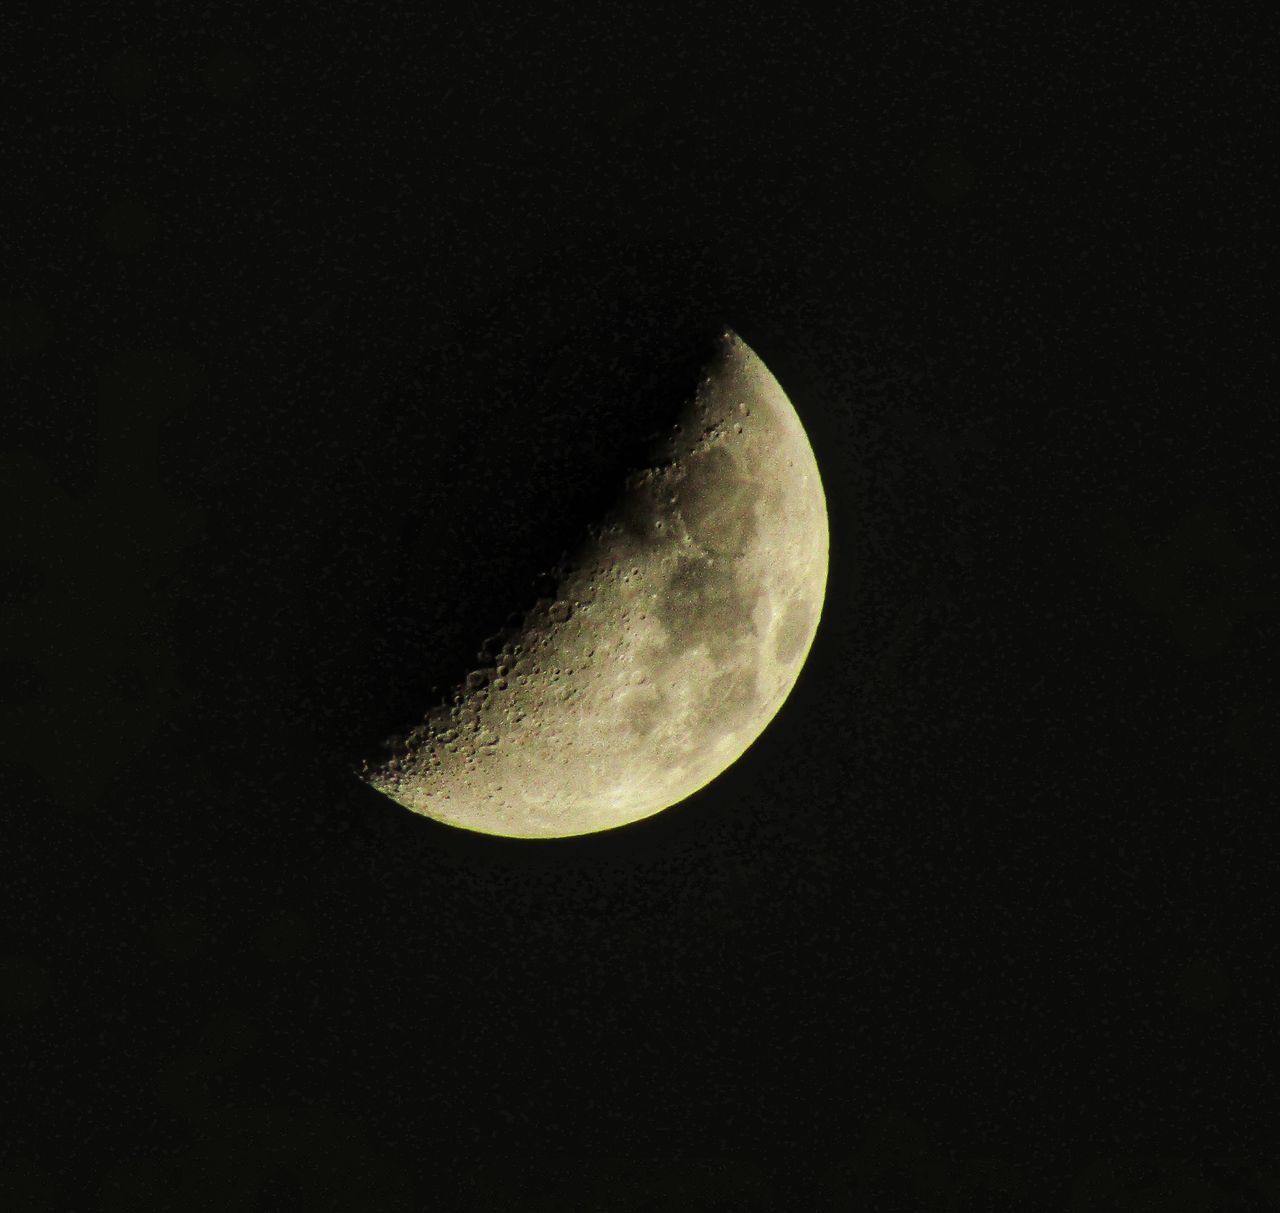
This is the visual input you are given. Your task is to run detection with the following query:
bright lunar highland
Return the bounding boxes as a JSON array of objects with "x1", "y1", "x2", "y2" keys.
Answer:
[{"x1": 361, "y1": 329, "x2": 828, "y2": 838}]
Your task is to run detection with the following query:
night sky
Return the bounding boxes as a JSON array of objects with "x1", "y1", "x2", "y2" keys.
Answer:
[{"x1": 4, "y1": 5, "x2": 1277, "y2": 1209}]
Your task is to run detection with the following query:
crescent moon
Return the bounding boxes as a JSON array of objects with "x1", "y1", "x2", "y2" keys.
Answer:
[{"x1": 361, "y1": 329, "x2": 828, "y2": 838}]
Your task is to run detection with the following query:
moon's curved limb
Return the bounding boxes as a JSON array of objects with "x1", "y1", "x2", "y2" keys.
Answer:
[{"x1": 360, "y1": 329, "x2": 828, "y2": 838}]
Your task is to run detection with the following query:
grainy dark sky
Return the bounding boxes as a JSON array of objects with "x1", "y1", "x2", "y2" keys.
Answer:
[{"x1": 4, "y1": 5, "x2": 1277, "y2": 1210}]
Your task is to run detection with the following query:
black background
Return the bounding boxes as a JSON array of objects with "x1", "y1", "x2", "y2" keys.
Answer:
[{"x1": 4, "y1": 5, "x2": 1278, "y2": 1209}]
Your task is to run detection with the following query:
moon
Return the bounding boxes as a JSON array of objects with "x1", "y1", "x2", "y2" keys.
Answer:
[{"x1": 360, "y1": 328, "x2": 828, "y2": 838}]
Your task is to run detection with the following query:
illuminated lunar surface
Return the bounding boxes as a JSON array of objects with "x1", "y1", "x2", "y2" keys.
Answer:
[{"x1": 360, "y1": 329, "x2": 828, "y2": 838}]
